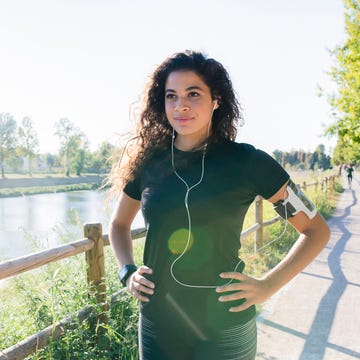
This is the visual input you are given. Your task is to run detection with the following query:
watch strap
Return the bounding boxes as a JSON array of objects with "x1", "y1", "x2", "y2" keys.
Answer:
[{"x1": 118, "y1": 264, "x2": 138, "y2": 287}]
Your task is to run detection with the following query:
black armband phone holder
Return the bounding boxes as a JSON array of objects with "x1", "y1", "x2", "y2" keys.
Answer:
[{"x1": 273, "y1": 179, "x2": 317, "y2": 220}]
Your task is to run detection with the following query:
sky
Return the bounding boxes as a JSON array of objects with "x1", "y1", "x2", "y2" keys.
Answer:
[{"x1": 1, "y1": 0, "x2": 346, "y2": 156}]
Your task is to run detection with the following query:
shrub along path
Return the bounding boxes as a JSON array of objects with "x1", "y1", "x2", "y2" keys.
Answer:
[{"x1": 256, "y1": 173, "x2": 360, "y2": 360}]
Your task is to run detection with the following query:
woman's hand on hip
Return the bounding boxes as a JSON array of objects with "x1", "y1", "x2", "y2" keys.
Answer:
[
  {"x1": 216, "y1": 272, "x2": 273, "y2": 312},
  {"x1": 126, "y1": 265, "x2": 155, "y2": 302}
]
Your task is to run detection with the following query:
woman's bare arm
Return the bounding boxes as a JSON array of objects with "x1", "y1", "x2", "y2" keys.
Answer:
[
  {"x1": 109, "y1": 192, "x2": 154, "y2": 302},
  {"x1": 109, "y1": 192, "x2": 141, "y2": 267},
  {"x1": 216, "y1": 181, "x2": 331, "y2": 312}
]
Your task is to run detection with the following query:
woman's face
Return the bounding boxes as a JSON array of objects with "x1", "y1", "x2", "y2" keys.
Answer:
[{"x1": 165, "y1": 70, "x2": 218, "y2": 148}]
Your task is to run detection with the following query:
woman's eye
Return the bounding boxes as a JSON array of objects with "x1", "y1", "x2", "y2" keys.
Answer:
[
  {"x1": 165, "y1": 94, "x2": 176, "y2": 100},
  {"x1": 188, "y1": 92, "x2": 199, "y2": 97}
]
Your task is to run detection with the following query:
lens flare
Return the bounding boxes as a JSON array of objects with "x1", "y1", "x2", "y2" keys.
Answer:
[{"x1": 168, "y1": 228, "x2": 194, "y2": 254}]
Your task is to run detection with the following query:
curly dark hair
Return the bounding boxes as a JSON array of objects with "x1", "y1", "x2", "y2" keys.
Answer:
[{"x1": 109, "y1": 50, "x2": 244, "y2": 195}]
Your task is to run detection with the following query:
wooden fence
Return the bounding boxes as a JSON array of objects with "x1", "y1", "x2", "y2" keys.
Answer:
[{"x1": 0, "y1": 175, "x2": 337, "y2": 360}]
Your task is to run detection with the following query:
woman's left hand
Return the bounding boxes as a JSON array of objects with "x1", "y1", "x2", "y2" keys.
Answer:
[{"x1": 216, "y1": 272, "x2": 273, "y2": 312}]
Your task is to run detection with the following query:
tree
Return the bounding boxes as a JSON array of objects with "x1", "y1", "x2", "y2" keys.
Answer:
[
  {"x1": 6, "y1": 147, "x2": 24, "y2": 172},
  {"x1": 326, "y1": 0, "x2": 360, "y2": 154},
  {"x1": 332, "y1": 136, "x2": 360, "y2": 166},
  {"x1": 314, "y1": 144, "x2": 331, "y2": 170},
  {"x1": 74, "y1": 148, "x2": 87, "y2": 176},
  {"x1": 273, "y1": 149, "x2": 283, "y2": 165},
  {"x1": 272, "y1": 146, "x2": 332, "y2": 171},
  {"x1": 18, "y1": 116, "x2": 39, "y2": 176},
  {"x1": 90, "y1": 141, "x2": 115, "y2": 174},
  {"x1": 0, "y1": 113, "x2": 17, "y2": 177},
  {"x1": 54, "y1": 118, "x2": 88, "y2": 176},
  {"x1": 46, "y1": 153, "x2": 56, "y2": 172}
]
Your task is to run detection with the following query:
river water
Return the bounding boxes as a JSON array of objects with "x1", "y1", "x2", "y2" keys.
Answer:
[{"x1": 0, "y1": 190, "x2": 144, "y2": 261}]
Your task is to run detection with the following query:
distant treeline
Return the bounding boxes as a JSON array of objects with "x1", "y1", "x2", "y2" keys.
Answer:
[
  {"x1": 1, "y1": 112, "x2": 334, "y2": 178},
  {"x1": 273, "y1": 144, "x2": 332, "y2": 171},
  {"x1": 0, "y1": 114, "x2": 120, "y2": 177}
]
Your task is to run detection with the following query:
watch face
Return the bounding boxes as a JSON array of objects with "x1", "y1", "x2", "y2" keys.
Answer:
[
  {"x1": 118, "y1": 265, "x2": 137, "y2": 284},
  {"x1": 119, "y1": 267, "x2": 128, "y2": 279}
]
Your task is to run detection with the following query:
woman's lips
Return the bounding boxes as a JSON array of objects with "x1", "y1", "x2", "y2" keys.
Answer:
[{"x1": 174, "y1": 117, "x2": 192, "y2": 123}]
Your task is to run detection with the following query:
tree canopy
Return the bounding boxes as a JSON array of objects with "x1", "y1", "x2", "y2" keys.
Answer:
[
  {"x1": 54, "y1": 118, "x2": 88, "y2": 176},
  {"x1": 327, "y1": 0, "x2": 360, "y2": 163},
  {"x1": 273, "y1": 146, "x2": 332, "y2": 171}
]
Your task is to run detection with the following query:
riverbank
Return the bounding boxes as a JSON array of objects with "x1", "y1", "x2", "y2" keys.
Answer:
[{"x1": 0, "y1": 174, "x2": 107, "y2": 197}]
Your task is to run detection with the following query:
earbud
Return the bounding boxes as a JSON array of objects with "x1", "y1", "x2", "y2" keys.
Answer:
[{"x1": 213, "y1": 99, "x2": 219, "y2": 110}]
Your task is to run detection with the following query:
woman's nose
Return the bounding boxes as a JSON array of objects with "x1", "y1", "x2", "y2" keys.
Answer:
[{"x1": 175, "y1": 97, "x2": 189, "y2": 111}]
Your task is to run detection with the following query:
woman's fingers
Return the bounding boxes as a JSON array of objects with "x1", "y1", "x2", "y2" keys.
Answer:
[
  {"x1": 216, "y1": 272, "x2": 271, "y2": 312},
  {"x1": 131, "y1": 288, "x2": 151, "y2": 303},
  {"x1": 219, "y1": 271, "x2": 248, "y2": 281},
  {"x1": 133, "y1": 279, "x2": 154, "y2": 295},
  {"x1": 133, "y1": 273, "x2": 155, "y2": 292},
  {"x1": 138, "y1": 265, "x2": 153, "y2": 275},
  {"x1": 127, "y1": 266, "x2": 155, "y2": 302},
  {"x1": 218, "y1": 291, "x2": 245, "y2": 302},
  {"x1": 216, "y1": 272, "x2": 248, "y2": 293}
]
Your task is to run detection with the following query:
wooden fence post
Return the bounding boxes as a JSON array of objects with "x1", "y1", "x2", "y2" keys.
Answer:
[
  {"x1": 84, "y1": 223, "x2": 108, "y2": 344},
  {"x1": 331, "y1": 175, "x2": 335, "y2": 189},
  {"x1": 255, "y1": 196, "x2": 263, "y2": 252}
]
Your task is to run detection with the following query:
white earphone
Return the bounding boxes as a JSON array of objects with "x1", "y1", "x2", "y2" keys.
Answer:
[
  {"x1": 213, "y1": 100, "x2": 218, "y2": 110},
  {"x1": 169, "y1": 97, "x2": 288, "y2": 288},
  {"x1": 169, "y1": 99, "x2": 247, "y2": 289}
]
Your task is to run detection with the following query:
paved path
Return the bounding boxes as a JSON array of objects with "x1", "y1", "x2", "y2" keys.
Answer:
[{"x1": 256, "y1": 174, "x2": 360, "y2": 360}]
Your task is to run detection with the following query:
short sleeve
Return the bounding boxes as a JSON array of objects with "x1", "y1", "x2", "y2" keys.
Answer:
[
  {"x1": 247, "y1": 148, "x2": 290, "y2": 199},
  {"x1": 123, "y1": 176, "x2": 142, "y2": 201}
]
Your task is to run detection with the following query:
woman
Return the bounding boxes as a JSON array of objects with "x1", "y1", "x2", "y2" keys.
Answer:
[{"x1": 108, "y1": 51, "x2": 330, "y2": 360}]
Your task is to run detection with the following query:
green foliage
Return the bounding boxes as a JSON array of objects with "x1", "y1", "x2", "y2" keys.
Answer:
[
  {"x1": 54, "y1": 118, "x2": 89, "y2": 176},
  {"x1": 46, "y1": 153, "x2": 56, "y2": 171},
  {"x1": 326, "y1": 0, "x2": 360, "y2": 156},
  {"x1": 0, "y1": 245, "x2": 141, "y2": 359},
  {"x1": 332, "y1": 136, "x2": 360, "y2": 165},
  {"x1": 88, "y1": 142, "x2": 116, "y2": 174},
  {"x1": 0, "y1": 112, "x2": 117, "y2": 175},
  {"x1": 272, "y1": 145, "x2": 332, "y2": 171}
]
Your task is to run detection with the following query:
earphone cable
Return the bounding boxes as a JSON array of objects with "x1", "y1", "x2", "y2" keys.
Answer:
[{"x1": 169, "y1": 114, "x2": 289, "y2": 288}]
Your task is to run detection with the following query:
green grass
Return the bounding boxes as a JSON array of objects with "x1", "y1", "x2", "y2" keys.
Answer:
[
  {"x1": 241, "y1": 173, "x2": 342, "y2": 279},
  {"x1": 0, "y1": 245, "x2": 142, "y2": 359},
  {"x1": 0, "y1": 183, "x2": 101, "y2": 197},
  {"x1": 0, "y1": 172, "x2": 342, "y2": 359}
]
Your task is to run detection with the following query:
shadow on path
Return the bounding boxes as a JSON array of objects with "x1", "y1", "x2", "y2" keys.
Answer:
[{"x1": 299, "y1": 189, "x2": 357, "y2": 359}]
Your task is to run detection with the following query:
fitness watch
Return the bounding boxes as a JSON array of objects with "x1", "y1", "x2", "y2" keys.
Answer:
[{"x1": 118, "y1": 264, "x2": 138, "y2": 287}]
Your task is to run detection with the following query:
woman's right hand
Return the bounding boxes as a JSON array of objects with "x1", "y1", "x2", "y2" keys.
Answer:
[{"x1": 126, "y1": 265, "x2": 155, "y2": 302}]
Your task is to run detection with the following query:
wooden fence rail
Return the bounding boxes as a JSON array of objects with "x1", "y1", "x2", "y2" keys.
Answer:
[{"x1": 0, "y1": 175, "x2": 337, "y2": 360}]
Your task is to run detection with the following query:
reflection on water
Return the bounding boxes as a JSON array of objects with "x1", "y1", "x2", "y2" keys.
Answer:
[{"x1": 0, "y1": 190, "x2": 144, "y2": 261}]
